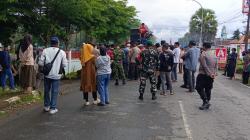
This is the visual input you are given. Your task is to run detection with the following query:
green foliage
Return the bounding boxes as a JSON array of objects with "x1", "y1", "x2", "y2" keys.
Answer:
[
  {"x1": 0, "y1": 0, "x2": 139, "y2": 48},
  {"x1": 236, "y1": 60, "x2": 243, "y2": 74},
  {"x1": 65, "y1": 72, "x2": 78, "y2": 79},
  {"x1": 189, "y1": 8, "x2": 218, "y2": 43},
  {"x1": 232, "y1": 29, "x2": 240, "y2": 40}
]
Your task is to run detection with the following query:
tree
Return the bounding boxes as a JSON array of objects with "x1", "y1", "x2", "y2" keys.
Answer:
[
  {"x1": 0, "y1": 0, "x2": 22, "y2": 46},
  {"x1": 91, "y1": 0, "x2": 139, "y2": 44},
  {"x1": 232, "y1": 29, "x2": 240, "y2": 40},
  {"x1": 189, "y1": 8, "x2": 218, "y2": 43},
  {"x1": 0, "y1": 0, "x2": 139, "y2": 48}
]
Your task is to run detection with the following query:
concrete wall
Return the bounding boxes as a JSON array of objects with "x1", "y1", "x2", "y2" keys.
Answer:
[{"x1": 65, "y1": 59, "x2": 82, "y2": 74}]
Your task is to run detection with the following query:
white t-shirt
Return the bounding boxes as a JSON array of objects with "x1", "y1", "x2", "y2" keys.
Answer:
[
  {"x1": 173, "y1": 47, "x2": 181, "y2": 63},
  {"x1": 39, "y1": 47, "x2": 68, "y2": 80}
]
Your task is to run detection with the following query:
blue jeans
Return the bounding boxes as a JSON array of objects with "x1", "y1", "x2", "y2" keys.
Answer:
[
  {"x1": 187, "y1": 70, "x2": 196, "y2": 91},
  {"x1": 1, "y1": 68, "x2": 15, "y2": 89},
  {"x1": 97, "y1": 74, "x2": 110, "y2": 104},
  {"x1": 44, "y1": 78, "x2": 60, "y2": 109},
  {"x1": 171, "y1": 63, "x2": 178, "y2": 81},
  {"x1": 160, "y1": 72, "x2": 172, "y2": 93}
]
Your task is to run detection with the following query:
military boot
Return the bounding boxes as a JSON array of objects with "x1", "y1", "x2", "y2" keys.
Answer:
[
  {"x1": 138, "y1": 93, "x2": 144, "y2": 100},
  {"x1": 115, "y1": 79, "x2": 119, "y2": 86},
  {"x1": 122, "y1": 79, "x2": 126, "y2": 85},
  {"x1": 152, "y1": 93, "x2": 157, "y2": 100}
]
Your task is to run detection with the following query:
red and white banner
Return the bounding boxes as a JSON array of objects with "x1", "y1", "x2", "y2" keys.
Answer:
[
  {"x1": 243, "y1": 0, "x2": 250, "y2": 14},
  {"x1": 215, "y1": 48, "x2": 227, "y2": 63}
]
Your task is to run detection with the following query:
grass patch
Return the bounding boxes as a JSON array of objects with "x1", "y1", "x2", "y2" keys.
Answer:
[
  {"x1": 0, "y1": 87, "x2": 22, "y2": 99},
  {"x1": 17, "y1": 94, "x2": 43, "y2": 105},
  {"x1": 0, "y1": 111, "x2": 8, "y2": 118},
  {"x1": 65, "y1": 71, "x2": 78, "y2": 79}
]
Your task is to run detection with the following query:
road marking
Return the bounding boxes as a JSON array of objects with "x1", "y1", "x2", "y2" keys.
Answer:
[
  {"x1": 179, "y1": 101, "x2": 193, "y2": 140},
  {"x1": 240, "y1": 83, "x2": 250, "y2": 89}
]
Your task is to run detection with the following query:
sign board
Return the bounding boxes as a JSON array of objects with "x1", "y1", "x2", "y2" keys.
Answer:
[
  {"x1": 243, "y1": 0, "x2": 250, "y2": 14},
  {"x1": 215, "y1": 48, "x2": 227, "y2": 63}
]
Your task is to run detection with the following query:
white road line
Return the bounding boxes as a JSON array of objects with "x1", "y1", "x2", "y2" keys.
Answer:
[
  {"x1": 240, "y1": 83, "x2": 250, "y2": 89},
  {"x1": 178, "y1": 100, "x2": 193, "y2": 140}
]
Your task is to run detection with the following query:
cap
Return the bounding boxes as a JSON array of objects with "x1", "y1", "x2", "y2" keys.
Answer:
[
  {"x1": 146, "y1": 40, "x2": 153, "y2": 46},
  {"x1": 51, "y1": 36, "x2": 59, "y2": 45}
]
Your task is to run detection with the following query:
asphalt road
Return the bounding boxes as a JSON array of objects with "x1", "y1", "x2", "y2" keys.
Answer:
[{"x1": 0, "y1": 74, "x2": 249, "y2": 140}]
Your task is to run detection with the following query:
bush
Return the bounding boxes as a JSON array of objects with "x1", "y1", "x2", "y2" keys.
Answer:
[{"x1": 236, "y1": 66, "x2": 243, "y2": 74}]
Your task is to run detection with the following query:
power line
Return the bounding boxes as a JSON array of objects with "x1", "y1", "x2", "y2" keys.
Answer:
[{"x1": 218, "y1": 12, "x2": 244, "y2": 25}]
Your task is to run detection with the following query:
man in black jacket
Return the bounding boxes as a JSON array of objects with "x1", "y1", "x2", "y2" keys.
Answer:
[{"x1": 159, "y1": 44, "x2": 174, "y2": 95}]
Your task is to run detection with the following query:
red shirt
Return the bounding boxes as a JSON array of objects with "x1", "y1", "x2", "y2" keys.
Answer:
[{"x1": 107, "y1": 49, "x2": 114, "y2": 60}]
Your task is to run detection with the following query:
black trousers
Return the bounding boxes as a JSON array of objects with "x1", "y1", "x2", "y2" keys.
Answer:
[
  {"x1": 242, "y1": 71, "x2": 250, "y2": 85},
  {"x1": 83, "y1": 92, "x2": 97, "y2": 102},
  {"x1": 129, "y1": 63, "x2": 138, "y2": 80},
  {"x1": 123, "y1": 63, "x2": 129, "y2": 78},
  {"x1": 183, "y1": 65, "x2": 188, "y2": 87},
  {"x1": 196, "y1": 74, "x2": 214, "y2": 102}
]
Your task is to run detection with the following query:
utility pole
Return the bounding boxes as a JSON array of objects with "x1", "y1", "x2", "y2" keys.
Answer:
[{"x1": 245, "y1": 0, "x2": 250, "y2": 51}]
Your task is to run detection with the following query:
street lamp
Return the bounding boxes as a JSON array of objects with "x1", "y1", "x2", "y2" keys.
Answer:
[{"x1": 191, "y1": 0, "x2": 203, "y2": 47}]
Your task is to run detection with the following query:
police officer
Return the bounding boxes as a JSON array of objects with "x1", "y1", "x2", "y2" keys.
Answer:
[
  {"x1": 113, "y1": 45, "x2": 126, "y2": 85},
  {"x1": 138, "y1": 40, "x2": 159, "y2": 100}
]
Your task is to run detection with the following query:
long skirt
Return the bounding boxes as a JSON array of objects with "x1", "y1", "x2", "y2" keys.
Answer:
[
  {"x1": 80, "y1": 58, "x2": 96, "y2": 93},
  {"x1": 20, "y1": 65, "x2": 36, "y2": 89}
]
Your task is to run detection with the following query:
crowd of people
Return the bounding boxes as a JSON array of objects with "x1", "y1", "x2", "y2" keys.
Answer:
[
  {"x1": 1, "y1": 34, "x2": 250, "y2": 115},
  {"x1": 79, "y1": 40, "x2": 218, "y2": 111},
  {"x1": 222, "y1": 48, "x2": 250, "y2": 85}
]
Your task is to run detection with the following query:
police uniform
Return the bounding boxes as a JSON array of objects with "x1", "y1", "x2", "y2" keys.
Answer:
[
  {"x1": 139, "y1": 47, "x2": 159, "y2": 100},
  {"x1": 113, "y1": 47, "x2": 126, "y2": 85}
]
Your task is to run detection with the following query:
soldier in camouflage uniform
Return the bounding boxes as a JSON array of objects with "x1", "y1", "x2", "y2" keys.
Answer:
[
  {"x1": 113, "y1": 45, "x2": 126, "y2": 85},
  {"x1": 138, "y1": 41, "x2": 159, "y2": 100}
]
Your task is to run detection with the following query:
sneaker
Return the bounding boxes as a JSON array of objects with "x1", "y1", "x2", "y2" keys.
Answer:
[
  {"x1": 85, "y1": 102, "x2": 90, "y2": 106},
  {"x1": 160, "y1": 92, "x2": 165, "y2": 95},
  {"x1": 187, "y1": 90, "x2": 195, "y2": 93},
  {"x1": 49, "y1": 108, "x2": 58, "y2": 114},
  {"x1": 105, "y1": 101, "x2": 110, "y2": 104},
  {"x1": 43, "y1": 106, "x2": 50, "y2": 112},
  {"x1": 180, "y1": 85, "x2": 188, "y2": 89},
  {"x1": 93, "y1": 99, "x2": 100, "y2": 105},
  {"x1": 206, "y1": 102, "x2": 211, "y2": 109},
  {"x1": 170, "y1": 92, "x2": 174, "y2": 95},
  {"x1": 97, "y1": 103, "x2": 105, "y2": 106},
  {"x1": 199, "y1": 102, "x2": 210, "y2": 110},
  {"x1": 10, "y1": 88, "x2": 19, "y2": 92}
]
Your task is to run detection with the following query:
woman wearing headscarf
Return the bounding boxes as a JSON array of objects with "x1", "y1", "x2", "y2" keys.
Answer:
[
  {"x1": 242, "y1": 50, "x2": 250, "y2": 85},
  {"x1": 226, "y1": 48, "x2": 237, "y2": 80},
  {"x1": 19, "y1": 34, "x2": 36, "y2": 93},
  {"x1": 80, "y1": 43, "x2": 99, "y2": 106}
]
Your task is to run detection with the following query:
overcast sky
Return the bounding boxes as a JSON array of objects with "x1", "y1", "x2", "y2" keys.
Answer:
[{"x1": 127, "y1": 0, "x2": 246, "y2": 42}]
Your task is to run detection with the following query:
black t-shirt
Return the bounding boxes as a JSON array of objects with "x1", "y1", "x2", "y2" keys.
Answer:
[{"x1": 159, "y1": 51, "x2": 174, "y2": 72}]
